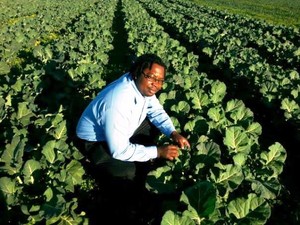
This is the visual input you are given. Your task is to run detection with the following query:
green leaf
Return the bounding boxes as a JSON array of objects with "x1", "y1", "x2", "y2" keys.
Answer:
[
  {"x1": 66, "y1": 160, "x2": 84, "y2": 186},
  {"x1": 169, "y1": 117, "x2": 181, "y2": 132},
  {"x1": 2, "y1": 135, "x2": 25, "y2": 161},
  {"x1": 293, "y1": 47, "x2": 300, "y2": 56},
  {"x1": 260, "y1": 142, "x2": 286, "y2": 176},
  {"x1": 224, "y1": 127, "x2": 250, "y2": 154},
  {"x1": 233, "y1": 153, "x2": 247, "y2": 166},
  {"x1": 33, "y1": 45, "x2": 44, "y2": 60},
  {"x1": 50, "y1": 112, "x2": 64, "y2": 126},
  {"x1": 159, "y1": 90, "x2": 177, "y2": 105},
  {"x1": 1, "y1": 135, "x2": 25, "y2": 175},
  {"x1": 281, "y1": 77, "x2": 291, "y2": 86},
  {"x1": 137, "y1": 42, "x2": 145, "y2": 55},
  {"x1": 42, "y1": 140, "x2": 56, "y2": 164},
  {"x1": 41, "y1": 194, "x2": 65, "y2": 219},
  {"x1": 171, "y1": 101, "x2": 190, "y2": 114},
  {"x1": 182, "y1": 209, "x2": 200, "y2": 224},
  {"x1": 22, "y1": 159, "x2": 41, "y2": 185},
  {"x1": 5, "y1": 94, "x2": 11, "y2": 107},
  {"x1": 44, "y1": 187, "x2": 54, "y2": 202},
  {"x1": 251, "y1": 178, "x2": 281, "y2": 200},
  {"x1": 193, "y1": 141, "x2": 221, "y2": 173},
  {"x1": 12, "y1": 79, "x2": 24, "y2": 92},
  {"x1": 186, "y1": 89, "x2": 209, "y2": 110},
  {"x1": 52, "y1": 120, "x2": 67, "y2": 140},
  {"x1": 203, "y1": 47, "x2": 213, "y2": 57},
  {"x1": 289, "y1": 70, "x2": 299, "y2": 80},
  {"x1": 161, "y1": 210, "x2": 195, "y2": 225},
  {"x1": 281, "y1": 98, "x2": 299, "y2": 113},
  {"x1": 147, "y1": 35, "x2": 157, "y2": 44},
  {"x1": 14, "y1": 102, "x2": 35, "y2": 126},
  {"x1": 210, "y1": 80, "x2": 226, "y2": 104},
  {"x1": 230, "y1": 106, "x2": 254, "y2": 123},
  {"x1": 146, "y1": 166, "x2": 175, "y2": 194},
  {"x1": 182, "y1": 72, "x2": 197, "y2": 89},
  {"x1": 23, "y1": 159, "x2": 41, "y2": 177},
  {"x1": 227, "y1": 193, "x2": 271, "y2": 223},
  {"x1": 225, "y1": 99, "x2": 254, "y2": 124},
  {"x1": 291, "y1": 88, "x2": 299, "y2": 99},
  {"x1": 225, "y1": 99, "x2": 246, "y2": 112},
  {"x1": 0, "y1": 61, "x2": 11, "y2": 75},
  {"x1": 0, "y1": 177, "x2": 17, "y2": 205},
  {"x1": 260, "y1": 82, "x2": 277, "y2": 97},
  {"x1": 207, "y1": 107, "x2": 223, "y2": 122},
  {"x1": 210, "y1": 164, "x2": 244, "y2": 191},
  {"x1": 181, "y1": 181, "x2": 216, "y2": 217},
  {"x1": 183, "y1": 116, "x2": 207, "y2": 134},
  {"x1": 44, "y1": 45, "x2": 53, "y2": 61},
  {"x1": 246, "y1": 122, "x2": 262, "y2": 137}
]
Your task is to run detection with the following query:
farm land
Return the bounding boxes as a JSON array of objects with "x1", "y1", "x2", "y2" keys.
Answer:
[
  {"x1": 0, "y1": 0, "x2": 299, "y2": 224},
  {"x1": 192, "y1": 0, "x2": 300, "y2": 27}
]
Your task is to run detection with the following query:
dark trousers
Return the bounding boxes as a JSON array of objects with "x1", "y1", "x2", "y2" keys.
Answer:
[
  {"x1": 78, "y1": 118, "x2": 161, "y2": 183},
  {"x1": 77, "y1": 119, "x2": 162, "y2": 224}
]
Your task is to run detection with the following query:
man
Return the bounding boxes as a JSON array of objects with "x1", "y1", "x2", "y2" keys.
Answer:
[
  {"x1": 76, "y1": 53, "x2": 190, "y2": 223},
  {"x1": 76, "y1": 53, "x2": 190, "y2": 181}
]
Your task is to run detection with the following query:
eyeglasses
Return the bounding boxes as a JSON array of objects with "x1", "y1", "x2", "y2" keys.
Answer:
[{"x1": 142, "y1": 72, "x2": 164, "y2": 86}]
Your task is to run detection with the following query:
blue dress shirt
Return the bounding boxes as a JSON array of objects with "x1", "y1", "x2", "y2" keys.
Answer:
[{"x1": 76, "y1": 72, "x2": 176, "y2": 162}]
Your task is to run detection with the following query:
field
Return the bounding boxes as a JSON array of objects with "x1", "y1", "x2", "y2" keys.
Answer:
[
  {"x1": 0, "y1": 0, "x2": 300, "y2": 224},
  {"x1": 192, "y1": 0, "x2": 300, "y2": 27}
]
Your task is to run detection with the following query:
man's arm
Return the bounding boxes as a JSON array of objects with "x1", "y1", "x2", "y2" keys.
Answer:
[{"x1": 104, "y1": 107, "x2": 158, "y2": 162}]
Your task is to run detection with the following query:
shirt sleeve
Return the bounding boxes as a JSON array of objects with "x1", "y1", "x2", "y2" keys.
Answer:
[
  {"x1": 103, "y1": 106, "x2": 158, "y2": 162},
  {"x1": 147, "y1": 96, "x2": 176, "y2": 137}
]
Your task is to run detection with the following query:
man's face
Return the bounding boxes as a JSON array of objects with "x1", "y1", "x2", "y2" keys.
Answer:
[{"x1": 135, "y1": 63, "x2": 165, "y2": 97}]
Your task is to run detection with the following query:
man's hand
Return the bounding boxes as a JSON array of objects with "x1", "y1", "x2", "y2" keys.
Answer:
[
  {"x1": 156, "y1": 131, "x2": 190, "y2": 161},
  {"x1": 157, "y1": 145, "x2": 180, "y2": 160},
  {"x1": 170, "y1": 131, "x2": 190, "y2": 149}
]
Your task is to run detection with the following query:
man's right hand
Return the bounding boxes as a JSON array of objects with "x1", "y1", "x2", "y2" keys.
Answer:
[{"x1": 157, "y1": 145, "x2": 179, "y2": 160}]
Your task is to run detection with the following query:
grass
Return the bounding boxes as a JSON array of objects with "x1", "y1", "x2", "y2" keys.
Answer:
[{"x1": 191, "y1": 0, "x2": 300, "y2": 27}]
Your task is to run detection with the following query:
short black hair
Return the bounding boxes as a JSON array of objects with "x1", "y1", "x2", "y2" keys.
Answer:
[{"x1": 129, "y1": 53, "x2": 167, "y2": 78}]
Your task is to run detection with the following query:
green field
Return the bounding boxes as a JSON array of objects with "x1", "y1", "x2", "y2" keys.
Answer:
[
  {"x1": 192, "y1": 0, "x2": 300, "y2": 27},
  {"x1": 1, "y1": 0, "x2": 299, "y2": 224}
]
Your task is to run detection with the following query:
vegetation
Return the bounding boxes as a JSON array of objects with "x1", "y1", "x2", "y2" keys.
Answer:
[
  {"x1": 0, "y1": 0, "x2": 299, "y2": 224},
  {"x1": 192, "y1": 0, "x2": 300, "y2": 27}
]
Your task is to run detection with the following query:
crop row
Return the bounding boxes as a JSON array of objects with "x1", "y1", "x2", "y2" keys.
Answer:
[
  {"x1": 0, "y1": 0, "x2": 117, "y2": 224},
  {"x1": 121, "y1": 0, "x2": 285, "y2": 224},
  {"x1": 138, "y1": 0, "x2": 300, "y2": 127}
]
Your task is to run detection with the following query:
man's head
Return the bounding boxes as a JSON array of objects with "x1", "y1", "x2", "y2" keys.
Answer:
[{"x1": 130, "y1": 53, "x2": 167, "y2": 97}]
